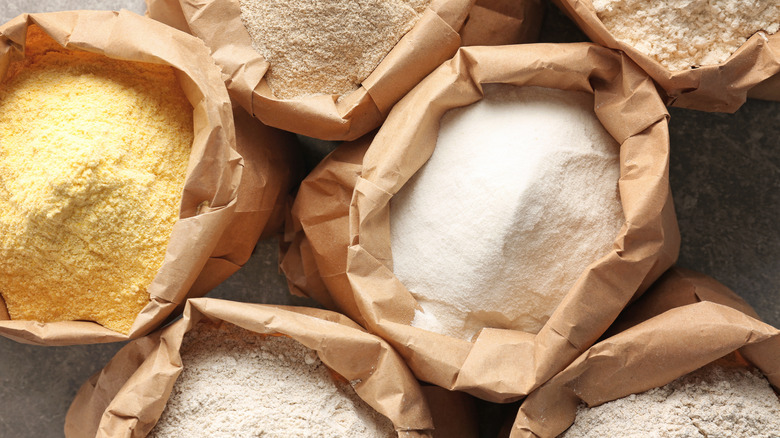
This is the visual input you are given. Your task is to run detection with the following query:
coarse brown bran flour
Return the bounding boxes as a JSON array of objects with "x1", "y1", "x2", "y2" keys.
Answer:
[
  {"x1": 237, "y1": 0, "x2": 430, "y2": 99},
  {"x1": 0, "y1": 27, "x2": 193, "y2": 334},
  {"x1": 593, "y1": 0, "x2": 779, "y2": 71}
]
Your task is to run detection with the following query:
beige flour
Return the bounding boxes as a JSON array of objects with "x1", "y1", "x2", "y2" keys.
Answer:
[
  {"x1": 237, "y1": 0, "x2": 429, "y2": 99},
  {"x1": 390, "y1": 85, "x2": 624, "y2": 341},
  {"x1": 148, "y1": 322, "x2": 396, "y2": 438},
  {"x1": 593, "y1": 0, "x2": 780, "y2": 71},
  {"x1": 561, "y1": 362, "x2": 780, "y2": 437}
]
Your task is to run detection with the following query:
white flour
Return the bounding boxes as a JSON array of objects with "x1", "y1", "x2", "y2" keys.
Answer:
[
  {"x1": 390, "y1": 85, "x2": 623, "y2": 341},
  {"x1": 561, "y1": 362, "x2": 780, "y2": 437},
  {"x1": 148, "y1": 322, "x2": 396, "y2": 438},
  {"x1": 593, "y1": 0, "x2": 779, "y2": 71}
]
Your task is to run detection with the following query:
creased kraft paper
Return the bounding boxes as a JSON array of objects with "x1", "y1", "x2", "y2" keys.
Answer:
[
  {"x1": 64, "y1": 298, "x2": 436, "y2": 438},
  {"x1": 551, "y1": 0, "x2": 780, "y2": 113},
  {"x1": 146, "y1": 0, "x2": 475, "y2": 141},
  {"x1": 459, "y1": 0, "x2": 543, "y2": 46},
  {"x1": 280, "y1": 135, "x2": 374, "y2": 325},
  {"x1": 185, "y1": 103, "x2": 302, "y2": 301},
  {"x1": 511, "y1": 266, "x2": 780, "y2": 438},
  {"x1": 0, "y1": 11, "x2": 295, "y2": 345},
  {"x1": 345, "y1": 44, "x2": 679, "y2": 402}
]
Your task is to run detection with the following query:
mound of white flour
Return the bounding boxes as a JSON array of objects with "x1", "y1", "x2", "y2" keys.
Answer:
[
  {"x1": 593, "y1": 0, "x2": 779, "y2": 71},
  {"x1": 561, "y1": 363, "x2": 780, "y2": 437},
  {"x1": 390, "y1": 85, "x2": 623, "y2": 341},
  {"x1": 148, "y1": 322, "x2": 396, "y2": 438}
]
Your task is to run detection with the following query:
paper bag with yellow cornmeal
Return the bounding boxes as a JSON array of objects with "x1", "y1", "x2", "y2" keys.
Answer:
[
  {"x1": 292, "y1": 44, "x2": 679, "y2": 402},
  {"x1": 511, "y1": 267, "x2": 780, "y2": 437},
  {"x1": 0, "y1": 11, "x2": 297, "y2": 344},
  {"x1": 145, "y1": 0, "x2": 475, "y2": 141},
  {"x1": 63, "y1": 298, "x2": 438, "y2": 438}
]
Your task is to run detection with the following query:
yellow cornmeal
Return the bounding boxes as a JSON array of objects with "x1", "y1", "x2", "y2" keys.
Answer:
[{"x1": 0, "y1": 27, "x2": 193, "y2": 334}]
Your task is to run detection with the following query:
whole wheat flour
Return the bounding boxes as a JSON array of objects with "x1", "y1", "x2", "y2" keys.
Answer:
[
  {"x1": 0, "y1": 27, "x2": 192, "y2": 334},
  {"x1": 390, "y1": 85, "x2": 623, "y2": 341},
  {"x1": 560, "y1": 362, "x2": 780, "y2": 437},
  {"x1": 237, "y1": 0, "x2": 429, "y2": 99},
  {"x1": 148, "y1": 322, "x2": 397, "y2": 438},
  {"x1": 593, "y1": 0, "x2": 780, "y2": 71}
]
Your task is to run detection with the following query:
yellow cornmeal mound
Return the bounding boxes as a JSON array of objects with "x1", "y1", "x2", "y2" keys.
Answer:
[{"x1": 0, "y1": 27, "x2": 193, "y2": 334}]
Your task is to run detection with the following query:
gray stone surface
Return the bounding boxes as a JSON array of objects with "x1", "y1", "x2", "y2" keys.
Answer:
[
  {"x1": 0, "y1": 0, "x2": 145, "y2": 23},
  {"x1": 669, "y1": 103, "x2": 780, "y2": 326},
  {"x1": 0, "y1": 341, "x2": 123, "y2": 437},
  {"x1": 208, "y1": 238, "x2": 322, "y2": 308},
  {"x1": 0, "y1": 1, "x2": 778, "y2": 437}
]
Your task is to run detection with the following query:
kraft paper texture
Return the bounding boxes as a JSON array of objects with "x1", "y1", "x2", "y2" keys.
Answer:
[
  {"x1": 459, "y1": 0, "x2": 543, "y2": 46},
  {"x1": 551, "y1": 0, "x2": 780, "y2": 112},
  {"x1": 0, "y1": 11, "x2": 296, "y2": 345},
  {"x1": 280, "y1": 135, "x2": 374, "y2": 324},
  {"x1": 64, "y1": 298, "x2": 437, "y2": 438},
  {"x1": 146, "y1": 0, "x2": 475, "y2": 141},
  {"x1": 511, "y1": 266, "x2": 780, "y2": 437}
]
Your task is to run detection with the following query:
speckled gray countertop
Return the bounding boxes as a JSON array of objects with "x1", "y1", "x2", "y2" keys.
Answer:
[{"x1": 0, "y1": 1, "x2": 777, "y2": 437}]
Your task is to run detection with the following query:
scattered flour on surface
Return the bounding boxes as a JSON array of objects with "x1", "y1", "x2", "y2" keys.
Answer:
[
  {"x1": 390, "y1": 85, "x2": 624, "y2": 341},
  {"x1": 593, "y1": 0, "x2": 779, "y2": 71},
  {"x1": 238, "y1": 0, "x2": 429, "y2": 99},
  {"x1": 148, "y1": 321, "x2": 396, "y2": 438},
  {"x1": 560, "y1": 362, "x2": 780, "y2": 437}
]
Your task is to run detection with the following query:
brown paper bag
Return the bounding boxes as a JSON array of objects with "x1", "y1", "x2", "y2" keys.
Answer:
[
  {"x1": 511, "y1": 267, "x2": 780, "y2": 438},
  {"x1": 459, "y1": 0, "x2": 544, "y2": 46},
  {"x1": 602, "y1": 266, "x2": 762, "y2": 337},
  {"x1": 345, "y1": 43, "x2": 679, "y2": 402},
  {"x1": 0, "y1": 11, "x2": 292, "y2": 345},
  {"x1": 551, "y1": 0, "x2": 780, "y2": 112},
  {"x1": 280, "y1": 134, "x2": 373, "y2": 324},
  {"x1": 421, "y1": 385, "x2": 480, "y2": 438},
  {"x1": 145, "y1": 0, "x2": 475, "y2": 141},
  {"x1": 185, "y1": 103, "x2": 302, "y2": 300},
  {"x1": 64, "y1": 298, "x2": 435, "y2": 438}
]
